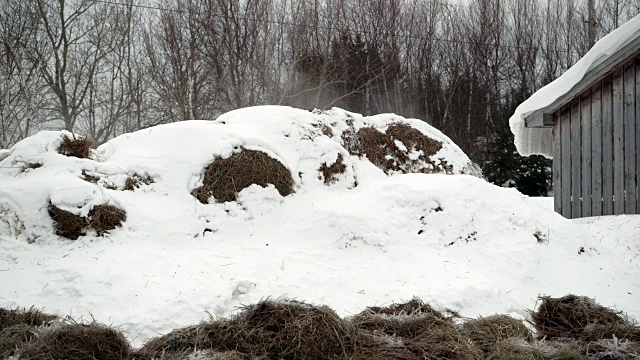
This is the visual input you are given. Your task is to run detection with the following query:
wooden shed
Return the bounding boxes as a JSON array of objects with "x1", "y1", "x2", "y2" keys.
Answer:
[{"x1": 524, "y1": 36, "x2": 640, "y2": 219}]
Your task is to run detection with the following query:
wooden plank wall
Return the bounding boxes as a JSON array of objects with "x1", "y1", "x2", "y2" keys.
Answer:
[
  {"x1": 553, "y1": 114, "x2": 562, "y2": 215},
  {"x1": 553, "y1": 60, "x2": 640, "y2": 218},
  {"x1": 591, "y1": 87, "x2": 603, "y2": 216}
]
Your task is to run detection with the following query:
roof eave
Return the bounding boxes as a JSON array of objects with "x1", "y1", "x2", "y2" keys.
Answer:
[
  {"x1": 524, "y1": 34, "x2": 640, "y2": 129},
  {"x1": 524, "y1": 112, "x2": 554, "y2": 128}
]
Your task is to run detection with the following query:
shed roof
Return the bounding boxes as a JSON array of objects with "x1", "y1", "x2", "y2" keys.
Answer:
[{"x1": 509, "y1": 15, "x2": 640, "y2": 158}]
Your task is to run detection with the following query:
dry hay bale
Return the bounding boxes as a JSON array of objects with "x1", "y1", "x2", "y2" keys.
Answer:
[
  {"x1": 59, "y1": 134, "x2": 93, "y2": 158},
  {"x1": 89, "y1": 204, "x2": 127, "y2": 235},
  {"x1": 488, "y1": 338, "x2": 546, "y2": 360},
  {"x1": 0, "y1": 324, "x2": 34, "y2": 358},
  {"x1": 123, "y1": 174, "x2": 154, "y2": 191},
  {"x1": 461, "y1": 314, "x2": 534, "y2": 353},
  {"x1": 386, "y1": 123, "x2": 442, "y2": 159},
  {"x1": 20, "y1": 322, "x2": 130, "y2": 360},
  {"x1": 0, "y1": 307, "x2": 57, "y2": 330},
  {"x1": 355, "y1": 127, "x2": 407, "y2": 173},
  {"x1": 318, "y1": 153, "x2": 347, "y2": 184},
  {"x1": 191, "y1": 149, "x2": 294, "y2": 204},
  {"x1": 48, "y1": 204, "x2": 89, "y2": 240},
  {"x1": 531, "y1": 295, "x2": 640, "y2": 342}
]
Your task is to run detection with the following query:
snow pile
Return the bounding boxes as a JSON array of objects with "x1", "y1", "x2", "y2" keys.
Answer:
[
  {"x1": 509, "y1": 15, "x2": 640, "y2": 157},
  {"x1": 0, "y1": 106, "x2": 638, "y2": 348}
]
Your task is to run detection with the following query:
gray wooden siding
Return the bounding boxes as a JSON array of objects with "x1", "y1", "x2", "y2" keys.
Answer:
[{"x1": 553, "y1": 60, "x2": 640, "y2": 218}]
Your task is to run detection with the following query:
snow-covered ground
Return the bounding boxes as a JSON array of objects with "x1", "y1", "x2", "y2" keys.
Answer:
[{"x1": 0, "y1": 106, "x2": 638, "y2": 348}]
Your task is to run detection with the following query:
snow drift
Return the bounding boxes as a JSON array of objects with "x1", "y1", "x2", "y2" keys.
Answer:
[{"x1": 0, "y1": 106, "x2": 638, "y2": 347}]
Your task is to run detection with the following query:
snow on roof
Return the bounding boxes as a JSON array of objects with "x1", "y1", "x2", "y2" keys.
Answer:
[{"x1": 510, "y1": 14, "x2": 640, "y2": 158}]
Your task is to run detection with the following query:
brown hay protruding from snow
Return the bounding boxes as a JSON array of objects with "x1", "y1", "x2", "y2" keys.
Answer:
[
  {"x1": 20, "y1": 322, "x2": 130, "y2": 360},
  {"x1": 59, "y1": 134, "x2": 93, "y2": 159},
  {"x1": 386, "y1": 123, "x2": 442, "y2": 159},
  {"x1": 123, "y1": 174, "x2": 154, "y2": 191},
  {"x1": 530, "y1": 295, "x2": 640, "y2": 342},
  {"x1": 81, "y1": 170, "x2": 100, "y2": 183},
  {"x1": 355, "y1": 127, "x2": 408, "y2": 173},
  {"x1": 48, "y1": 203, "x2": 126, "y2": 239},
  {"x1": 48, "y1": 204, "x2": 89, "y2": 240},
  {"x1": 89, "y1": 204, "x2": 127, "y2": 236},
  {"x1": 319, "y1": 154, "x2": 347, "y2": 184},
  {"x1": 192, "y1": 149, "x2": 294, "y2": 204},
  {"x1": 462, "y1": 314, "x2": 534, "y2": 354}
]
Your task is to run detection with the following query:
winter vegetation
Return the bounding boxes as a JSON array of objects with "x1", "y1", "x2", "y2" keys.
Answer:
[{"x1": 2, "y1": 0, "x2": 640, "y2": 194}]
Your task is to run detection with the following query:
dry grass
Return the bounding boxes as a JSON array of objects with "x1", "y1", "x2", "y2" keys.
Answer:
[
  {"x1": 89, "y1": 204, "x2": 127, "y2": 235},
  {"x1": 19, "y1": 162, "x2": 43, "y2": 173},
  {"x1": 319, "y1": 154, "x2": 347, "y2": 184},
  {"x1": 461, "y1": 314, "x2": 534, "y2": 353},
  {"x1": 48, "y1": 204, "x2": 89, "y2": 240},
  {"x1": 48, "y1": 203, "x2": 126, "y2": 239},
  {"x1": 386, "y1": 123, "x2": 442, "y2": 159},
  {"x1": 0, "y1": 308, "x2": 57, "y2": 330},
  {"x1": 123, "y1": 174, "x2": 154, "y2": 191},
  {"x1": 488, "y1": 339, "x2": 546, "y2": 360},
  {"x1": 20, "y1": 322, "x2": 131, "y2": 360},
  {"x1": 0, "y1": 324, "x2": 33, "y2": 358},
  {"x1": 7, "y1": 296, "x2": 639, "y2": 360},
  {"x1": 191, "y1": 149, "x2": 294, "y2": 204},
  {"x1": 59, "y1": 134, "x2": 93, "y2": 159},
  {"x1": 530, "y1": 295, "x2": 640, "y2": 342},
  {"x1": 81, "y1": 170, "x2": 100, "y2": 183},
  {"x1": 355, "y1": 127, "x2": 408, "y2": 173}
]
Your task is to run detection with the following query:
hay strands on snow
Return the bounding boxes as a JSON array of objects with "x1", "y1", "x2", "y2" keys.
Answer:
[
  {"x1": 192, "y1": 149, "x2": 294, "y2": 204},
  {"x1": 58, "y1": 134, "x2": 93, "y2": 159}
]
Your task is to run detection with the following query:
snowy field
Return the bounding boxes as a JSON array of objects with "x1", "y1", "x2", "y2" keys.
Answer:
[{"x1": 0, "y1": 106, "x2": 638, "y2": 348}]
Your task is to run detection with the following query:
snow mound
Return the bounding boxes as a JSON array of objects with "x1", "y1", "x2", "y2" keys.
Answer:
[
  {"x1": 509, "y1": 15, "x2": 640, "y2": 157},
  {"x1": 0, "y1": 106, "x2": 638, "y2": 348},
  {"x1": 0, "y1": 106, "x2": 478, "y2": 243}
]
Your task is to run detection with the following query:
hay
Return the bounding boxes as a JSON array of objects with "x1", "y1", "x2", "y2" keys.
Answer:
[
  {"x1": 488, "y1": 339, "x2": 546, "y2": 360},
  {"x1": 59, "y1": 134, "x2": 93, "y2": 158},
  {"x1": 355, "y1": 127, "x2": 408, "y2": 173},
  {"x1": 386, "y1": 123, "x2": 442, "y2": 159},
  {"x1": 462, "y1": 314, "x2": 534, "y2": 353},
  {"x1": 530, "y1": 295, "x2": 640, "y2": 342},
  {"x1": 404, "y1": 322, "x2": 482, "y2": 360},
  {"x1": 341, "y1": 127, "x2": 360, "y2": 155},
  {"x1": 19, "y1": 162, "x2": 43, "y2": 173},
  {"x1": 319, "y1": 154, "x2": 347, "y2": 184},
  {"x1": 20, "y1": 322, "x2": 130, "y2": 360},
  {"x1": 143, "y1": 299, "x2": 362, "y2": 359},
  {"x1": 82, "y1": 170, "x2": 100, "y2": 183},
  {"x1": 89, "y1": 204, "x2": 127, "y2": 236},
  {"x1": 123, "y1": 174, "x2": 154, "y2": 191},
  {"x1": 48, "y1": 204, "x2": 89, "y2": 240},
  {"x1": 586, "y1": 338, "x2": 640, "y2": 358},
  {"x1": 136, "y1": 324, "x2": 203, "y2": 358},
  {"x1": 365, "y1": 298, "x2": 447, "y2": 318},
  {"x1": 191, "y1": 149, "x2": 294, "y2": 204},
  {"x1": 0, "y1": 307, "x2": 57, "y2": 330},
  {"x1": 0, "y1": 324, "x2": 34, "y2": 358}
]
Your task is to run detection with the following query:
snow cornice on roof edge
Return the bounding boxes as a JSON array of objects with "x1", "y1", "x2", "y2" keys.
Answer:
[
  {"x1": 509, "y1": 14, "x2": 640, "y2": 158},
  {"x1": 525, "y1": 35, "x2": 640, "y2": 128}
]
